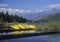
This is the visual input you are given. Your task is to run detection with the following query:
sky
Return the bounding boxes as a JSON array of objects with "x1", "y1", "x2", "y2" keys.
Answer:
[{"x1": 0, "y1": 0, "x2": 60, "y2": 14}]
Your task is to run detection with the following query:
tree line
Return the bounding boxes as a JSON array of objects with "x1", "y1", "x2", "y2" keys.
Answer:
[{"x1": 0, "y1": 12, "x2": 29, "y2": 23}]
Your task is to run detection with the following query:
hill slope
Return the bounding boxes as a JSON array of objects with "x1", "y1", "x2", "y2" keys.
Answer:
[{"x1": 36, "y1": 13, "x2": 60, "y2": 22}]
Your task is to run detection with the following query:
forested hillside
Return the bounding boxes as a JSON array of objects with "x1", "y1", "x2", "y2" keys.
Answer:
[
  {"x1": 36, "y1": 13, "x2": 60, "y2": 22},
  {"x1": 0, "y1": 12, "x2": 28, "y2": 23},
  {"x1": 36, "y1": 13, "x2": 60, "y2": 31}
]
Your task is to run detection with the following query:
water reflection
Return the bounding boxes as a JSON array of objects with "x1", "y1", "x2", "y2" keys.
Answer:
[
  {"x1": 48, "y1": 34, "x2": 60, "y2": 42},
  {"x1": 0, "y1": 34, "x2": 60, "y2": 42},
  {"x1": 9, "y1": 30, "x2": 36, "y2": 34}
]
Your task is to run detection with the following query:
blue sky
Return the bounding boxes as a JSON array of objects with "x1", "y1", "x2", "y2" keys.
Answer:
[
  {"x1": 0, "y1": 0, "x2": 60, "y2": 10},
  {"x1": 0, "y1": 0, "x2": 60, "y2": 14}
]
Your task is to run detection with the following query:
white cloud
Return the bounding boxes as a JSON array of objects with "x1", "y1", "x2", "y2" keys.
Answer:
[
  {"x1": 25, "y1": 10, "x2": 31, "y2": 13},
  {"x1": 35, "y1": 4, "x2": 60, "y2": 13},
  {"x1": 35, "y1": 10, "x2": 45, "y2": 13},
  {"x1": 1, "y1": 4, "x2": 60, "y2": 14},
  {"x1": 0, "y1": 3, "x2": 9, "y2": 7},
  {"x1": 45, "y1": 4, "x2": 60, "y2": 8},
  {"x1": 0, "y1": 8, "x2": 31, "y2": 14}
]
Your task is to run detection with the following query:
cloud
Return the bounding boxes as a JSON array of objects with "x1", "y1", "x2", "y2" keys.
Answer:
[
  {"x1": 45, "y1": 4, "x2": 60, "y2": 8},
  {"x1": 0, "y1": 8, "x2": 31, "y2": 14},
  {"x1": 35, "y1": 4, "x2": 60, "y2": 13},
  {"x1": 1, "y1": 4, "x2": 60, "y2": 14},
  {"x1": 0, "y1": 3, "x2": 9, "y2": 7},
  {"x1": 35, "y1": 10, "x2": 45, "y2": 13}
]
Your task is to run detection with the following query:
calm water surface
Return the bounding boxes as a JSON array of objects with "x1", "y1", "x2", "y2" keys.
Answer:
[{"x1": 0, "y1": 33, "x2": 60, "y2": 42}]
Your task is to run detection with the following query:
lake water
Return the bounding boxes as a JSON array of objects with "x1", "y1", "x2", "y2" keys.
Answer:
[{"x1": 0, "y1": 31, "x2": 60, "y2": 42}]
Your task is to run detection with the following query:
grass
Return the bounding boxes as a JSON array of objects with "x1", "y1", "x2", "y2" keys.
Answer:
[
  {"x1": 0, "y1": 21, "x2": 60, "y2": 31},
  {"x1": 37, "y1": 21, "x2": 60, "y2": 31}
]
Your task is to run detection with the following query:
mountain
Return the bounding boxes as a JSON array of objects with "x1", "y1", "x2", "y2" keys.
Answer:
[
  {"x1": 17, "y1": 8, "x2": 60, "y2": 20},
  {"x1": 36, "y1": 12, "x2": 60, "y2": 22},
  {"x1": 31, "y1": 8, "x2": 60, "y2": 20}
]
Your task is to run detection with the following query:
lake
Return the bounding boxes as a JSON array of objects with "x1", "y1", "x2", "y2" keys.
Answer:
[{"x1": 0, "y1": 30, "x2": 60, "y2": 42}]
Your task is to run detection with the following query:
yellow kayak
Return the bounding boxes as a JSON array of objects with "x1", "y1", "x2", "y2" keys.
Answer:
[{"x1": 10, "y1": 24, "x2": 36, "y2": 30}]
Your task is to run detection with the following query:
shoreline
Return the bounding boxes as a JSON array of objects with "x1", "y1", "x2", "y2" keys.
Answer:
[{"x1": 0, "y1": 30, "x2": 60, "y2": 40}]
